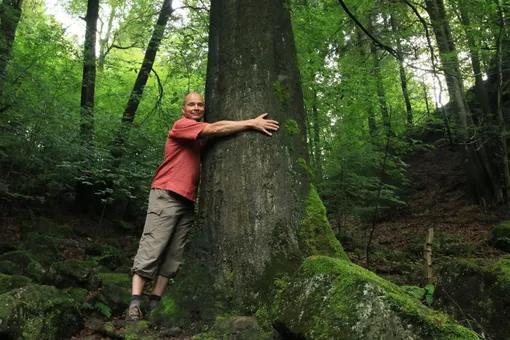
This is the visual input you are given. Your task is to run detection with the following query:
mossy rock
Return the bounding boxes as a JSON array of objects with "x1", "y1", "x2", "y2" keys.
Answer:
[
  {"x1": 23, "y1": 232, "x2": 59, "y2": 265},
  {"x1": 0, "y1": 284, "x2": 82, "y2": 339},
  {"x1": 273, "y1": 256, "x2": 478, "y2": 340},
  {"x1": 96, "y1": 284, "x2": 130, "y2": 314},
  {"x1": 65, "y1": 287, "x2": 89, "y2": 302},
  {"x1": 434, "y1": 257, "x2": 510, "y2": 339},
  {"x1": 194, "y1": 316, "x2": 265, "y2": 340},
  {"x1": 85, "y1": 242, "x2": 119, "y2": 257},
  {"x1": 96, "y1": 254, "x2": 122, "y2": 271},
  {"x1": 25, "y1": 261, "x2": 47, "y2": 283},
  {"x1": 0, "y1": 273, "x2": 32, "y2": 294},
  {"x1": 0, "y1": 260, "x2": 21, "y2": 275},
  {"x1": 0, "y1": 250, "x2": 33, "y2": 273},
  {"x1": 99, "y1": 272, "x2": 131, "y2": 288},
  {"x1": 149, "y1": 295, "x2": 178, "y2": 328},
  {"x1": 489, "y1": 221, "x2": 510, "y2": 253},
  {"x1": 48, "y1": 259, "x2": 101, "y2": 290},
  {"x1": 21, "y1": 216, "x2": 75, "y2": 239}
]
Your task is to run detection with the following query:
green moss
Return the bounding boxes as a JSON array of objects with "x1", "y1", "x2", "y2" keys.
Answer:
[
  {"x1": 0, "y1": 273, "x2": 32, "y2": 294},
  {"x1": 283, "y1": 119, "x2": 300, "y2": 136},
  {"x1": 99, "y1": 272, "x2": 131, "y2": 288},
  {"x1": 49, "y1": 259, "x2": 101, "y2": 290},
  {"x1": 150, "y1": 295, "x2": 178, "y2": 326},
  {"x1": 299, "y1": 185, "x2": 348, "y2": 260},
  {"x1": 490, "y1": 221, "x2": 510, "y2": 252},
  {"x1": 66, "y1": 287, "x2": 88, "y2": 302},
  {"x1": 273, "y1": 81, "x2": 289, "y2": 105},
  {"x1": 276, "y1": 256, "x2": 477, "y2": 339},
  {"x1": 0, "y1": 284, "x2": 82, "y2": 339},
  {"x1": 0, "y1": 260, "x2": 21, "y2": 275},
  {"x1": 297, "y1": 157, "x2": 312, "y2": 176},
  {"x1": 0, "y1": 251, "x2": 33, "y2": 273}
]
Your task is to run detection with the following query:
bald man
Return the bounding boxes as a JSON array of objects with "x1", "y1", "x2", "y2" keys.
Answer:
[{"x1": 128, "y1": 92, "x2": 279, "y2": 321}]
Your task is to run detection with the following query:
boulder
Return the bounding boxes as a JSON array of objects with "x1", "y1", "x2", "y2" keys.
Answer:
[
  {"x1": 23, "y1": 232, "x2": 59, "y2": 265},
  {"x1": 273, "y1": 256, "x2": 478, "y2": 340},
  {"x1": 489, "y1": 221, "x2": 510, "y2": 253},
  {"x1": 48, "y1": 259, "x2": 101, "y2": 290},
  {"x1": 0, "y1": 273, "x2": 32, "y2": 294},
  {"x1": 0, "y1": 284, "x2": 82, "y2": 339},
  {"x1": 96, "y1": 284, "x2": 130, "y2": 314},
  {"x1": 0, "y1": 260, "x2": 21, "y2": 275},
  {"x1": 193, "y1": 316, "x2": 264, "y2": 340},
  {"x1": 434, "y1": 256, "x2": 510, "y2": 340},
  {"x1": 0, "y1": 250, "x2": 33, "y2": 273}
]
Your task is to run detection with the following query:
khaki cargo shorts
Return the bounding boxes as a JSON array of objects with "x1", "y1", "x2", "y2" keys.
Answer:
[{"x1": 132, "y1": 188, "x2": 195, "y2": 280}]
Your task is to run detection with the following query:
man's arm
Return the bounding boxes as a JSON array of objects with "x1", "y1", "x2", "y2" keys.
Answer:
[{"x1": 199, "y1": 113, "x2": 279, "y2": 138}]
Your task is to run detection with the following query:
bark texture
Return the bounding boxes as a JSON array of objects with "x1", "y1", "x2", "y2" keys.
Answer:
[
  {"x1": 80, "y1": 0, "x2": 99, "y2": 146},
  {"x1": 173, "y1": 0, "x2": 346, "y2": 320}
]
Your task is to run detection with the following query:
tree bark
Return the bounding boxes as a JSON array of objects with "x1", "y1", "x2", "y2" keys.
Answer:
[
  {"x1": 0, "y1": 0, "x2": 22, "y2": 100},
  {"x1": 111, "y1": 0, "x2": 174, "y2": 162},
  {"x1": 80, "y1": 0, "x2": 99, "y2": 147},
  {"x1": 172, "y1": 0, "x2": 346, "y2": 319}
]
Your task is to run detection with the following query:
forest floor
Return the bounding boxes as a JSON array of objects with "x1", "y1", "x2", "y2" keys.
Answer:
[
  {"x1": 1, "y1": 132, "x2": 507, "y2": 339},
  {"x1": 341, "y1": 133, "x2": 507, "y2": 286}
]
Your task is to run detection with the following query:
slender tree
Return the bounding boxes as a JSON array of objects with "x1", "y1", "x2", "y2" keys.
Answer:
[
  {"x1": 80, "y1": 0, "x2": 100, "y2": 146},
  {"x1": 111, "y1": 0, "x2": 174, "y2": 163},
  {"x1": 173, "y1": 0, "x2": 346, "y2": 319}
]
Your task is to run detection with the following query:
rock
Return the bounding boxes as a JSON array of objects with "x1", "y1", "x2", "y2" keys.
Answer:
[
  {"x1": 85, "y1": 243, "x2": 118, "y2": 257},
  {"x1": 99, "y1": 272, "x2": 131, "y2": 288},
  {"x1": 48, "y1": 259, "x2": 101, "y2": 290},
  {"x1": 489, "y1": 221, "x2": 510, "y2": 252},
  {"x1": 25, "y1": 260, "x2": 47, "y2": 283},
  {"x1": 0, "y1": 250, "x2": 33, "y2": 273},
  {"x1": 0, "y1": 273, "x2": 32, "y2": 294},
  {"x1": 273, "y1": 256, "x2": 478, "y2": 340},
  {"x1": 193, "y1": 316, "x2": 263, "y2": 340},
  {"x1": 434, "y1": 256, "x2": 510, "y2": 340},
  {"x1": 97, "y1": 254, "x2": 121, "y2": 271},
  {"x1": 0, "y1": 284, "x2": 82, "y2": 339},
  {"x1": 96, "y1": 284, "x2": 130, "y2": 314},
  {"x1": 0, "y1": 260, "x2": 21, "y2": 275},
  {"x1": 23, "y1": 232, "x2": 59, "y2": 265},
  {"x1": 65, "y1": 287, "x2": 89, "y2": 302}
]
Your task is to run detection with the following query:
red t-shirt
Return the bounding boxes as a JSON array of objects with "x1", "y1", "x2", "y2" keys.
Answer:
[{"x1": 151, "y1": 117, "x2": 209, "y2": 202}]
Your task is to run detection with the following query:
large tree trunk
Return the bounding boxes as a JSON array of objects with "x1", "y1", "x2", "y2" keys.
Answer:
[
  {"x1": 111, "y1": 0, "x2": 173, "y2": 163},
  {"x1": 80, "y1": 0, "x2": 99, "y2": 147},
  {"x1": 172, "y1": 0, "x2": 346, "y2": 320},
  {"x1": 0, "y1": 0, "x2": 22, "y2": 100}
]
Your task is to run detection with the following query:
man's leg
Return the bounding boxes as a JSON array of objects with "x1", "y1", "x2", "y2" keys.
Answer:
[
  {"x1": 146, "y1": 205, "x2": 195, "y2": 312},
  {"x1": 129, "y1": 189, "x2": 181, "y2": 320}
]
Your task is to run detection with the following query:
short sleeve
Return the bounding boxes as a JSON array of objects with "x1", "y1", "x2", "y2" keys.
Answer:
[{"x1": 169, "y1": 118, "x2": 209, "y2": 140}]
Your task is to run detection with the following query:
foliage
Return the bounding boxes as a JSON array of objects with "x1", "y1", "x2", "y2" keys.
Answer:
[{"x1": 83, "y1": 301, "x2": 112, "y2": 318}]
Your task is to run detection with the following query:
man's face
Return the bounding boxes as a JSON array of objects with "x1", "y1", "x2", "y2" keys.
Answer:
[{"x1": 181, "y1": 93, "x2": 205, "y2": 121}]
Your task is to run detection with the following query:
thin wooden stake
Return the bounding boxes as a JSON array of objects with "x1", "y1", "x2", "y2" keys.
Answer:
[{"x1": 423, "y1": 228, "x2": 434, "y2": 285}]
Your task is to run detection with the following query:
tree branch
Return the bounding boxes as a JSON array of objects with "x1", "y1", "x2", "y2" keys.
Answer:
[{"x1": 337, "y1": 0, "x2": 401, "y2": 60}]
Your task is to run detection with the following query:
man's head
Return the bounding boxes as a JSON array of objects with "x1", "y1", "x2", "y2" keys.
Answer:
[{"x1": 181, "y1": 92, "x2": 205, "y2": 121}]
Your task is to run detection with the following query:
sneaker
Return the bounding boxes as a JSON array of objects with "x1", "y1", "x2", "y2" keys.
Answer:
[{"x1": 126, "y1": 304, "x2": 143, "y2": 321}]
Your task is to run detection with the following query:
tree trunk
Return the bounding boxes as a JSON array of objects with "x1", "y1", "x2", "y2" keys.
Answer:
[
  {"x1": 311, "y1": 90, "x2": 323, "y2": 183},
  {"x1": 80, "y1": 0, "x2": 99, "y2": 147},
  {"x1": 425, "y1": 0, "x2": 495, "y2": 202},
  {"x1": 98, "y1": 3, "x2": 117, "y2": 71},
  {"x1": 172, "y1": 0, "x2": 346, "y2": 319},
  {"x1": 390, "y1": 14, "x2": 413, "y2": 126},
  {"x1": 111, "y1": 0, "x2": 173, "y2": 162},
  {"x1": 457, "y1": 4, "x2": 492, "y2": 121},
  {"x1": 495, "y1": 0, "x2": 510, "y2": 206},
  {"x1": 0, "y1": 0, "x2": 22, "y2": 100}
]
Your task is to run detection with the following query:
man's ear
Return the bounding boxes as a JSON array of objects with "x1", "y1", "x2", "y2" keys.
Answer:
[{"x1": 181, "y1": 106, "x2": 185, "y2": 116}]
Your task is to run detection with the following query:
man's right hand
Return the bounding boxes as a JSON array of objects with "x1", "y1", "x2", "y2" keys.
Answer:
[{"x1": 251, "y1": 113, "x2": 279, "y2": 136}]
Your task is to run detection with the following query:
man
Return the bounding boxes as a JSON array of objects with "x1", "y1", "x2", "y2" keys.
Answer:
[{"x1": 128, "y1": 92, "x2": 279, "y2": 320}]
